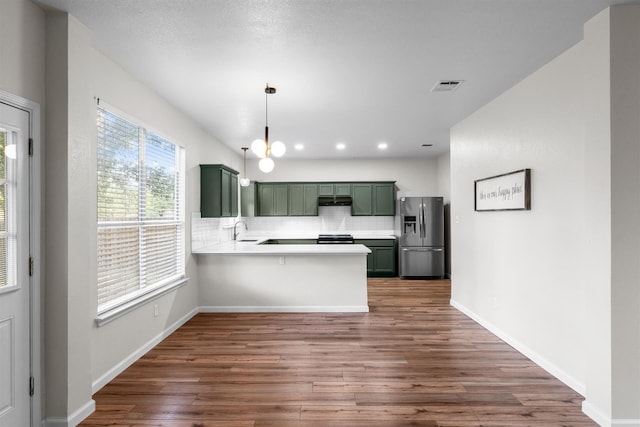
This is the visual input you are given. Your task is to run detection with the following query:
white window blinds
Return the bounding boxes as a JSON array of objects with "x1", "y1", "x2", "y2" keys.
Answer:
[{"x1": 97, "y1": 106, "x2": 185, "y2": 312}]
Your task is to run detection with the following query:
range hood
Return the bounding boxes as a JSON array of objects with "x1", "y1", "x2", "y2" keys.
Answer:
[{"x1": 318, "y1": 195, "x2": 352, "y2": 206}]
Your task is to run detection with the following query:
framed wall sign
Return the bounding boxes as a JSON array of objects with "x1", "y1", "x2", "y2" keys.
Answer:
[{"x1": 475, "y1": 169, "x2": 531, "y2": 211}]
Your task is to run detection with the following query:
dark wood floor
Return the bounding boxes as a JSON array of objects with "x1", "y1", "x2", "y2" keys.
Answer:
[{"x1": 81, "y1": 278, "x2": 597, "y2": 427}]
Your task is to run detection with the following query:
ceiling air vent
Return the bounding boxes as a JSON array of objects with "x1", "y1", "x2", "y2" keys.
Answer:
[{"x1": 431, "y1": 80, "x2": 464, "y2": 92}]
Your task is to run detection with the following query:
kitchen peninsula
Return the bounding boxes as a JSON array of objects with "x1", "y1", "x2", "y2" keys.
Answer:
[{"x1": 194, "y1": 239, "x2": 371, "y2": 312}]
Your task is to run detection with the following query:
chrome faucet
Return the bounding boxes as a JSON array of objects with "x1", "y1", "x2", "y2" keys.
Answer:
[{"x1": 233, "y1": 220, "x2": 247, "y2": 240}]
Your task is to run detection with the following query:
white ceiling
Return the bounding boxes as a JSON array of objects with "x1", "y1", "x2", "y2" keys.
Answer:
[{"x1": 36, "y1": 0, "x2": 635, "y2": 160}]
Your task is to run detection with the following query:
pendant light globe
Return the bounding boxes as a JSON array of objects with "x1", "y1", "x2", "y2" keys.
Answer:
[
  {"x1": 258, "y1": 157, "x2": 275, "y2": 173},
  {"x1": 251, "y1": 139, "x2": 267, "y2": 158},
  {"x1": 270, "y1": 140, "x2": 286, "y2": 157}
]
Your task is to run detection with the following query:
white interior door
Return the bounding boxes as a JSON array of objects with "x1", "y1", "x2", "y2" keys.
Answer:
[{"x1": 0, "y1": 102, "x2": 31, "y2": 427}]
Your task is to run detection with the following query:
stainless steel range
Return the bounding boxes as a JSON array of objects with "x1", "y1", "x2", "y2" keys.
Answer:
[{"x1": 316, "y1": 234, "x2": 355, "y2": 244}]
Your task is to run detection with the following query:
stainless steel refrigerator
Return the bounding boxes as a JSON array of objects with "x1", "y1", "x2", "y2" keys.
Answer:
[{"x1": 399, "y1": 196, "x2": 445, "y2": 278}]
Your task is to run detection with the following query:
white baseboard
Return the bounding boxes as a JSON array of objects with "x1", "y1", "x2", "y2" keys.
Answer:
[
  {"x1": 450, "y1": 298, "x2": 585, "y2": 395},
  {"x1": 44, "y1": 399, "x2": 95, "y2": 427},
  {"x1": 613, "y1": 420, "x2": 640, "y2": 427},
  {"x1": 584, "y1": 400, "x2": 640, "y2": 427},
  {"x1": 91, "y1": 308, "x2": 199, "y2": 394},
  {"x1": 583, "y1": 400, "x2": 611, "y2": 426},
  {"x1": 199, "y1": 305, "x2": 369, "y2": 313}
]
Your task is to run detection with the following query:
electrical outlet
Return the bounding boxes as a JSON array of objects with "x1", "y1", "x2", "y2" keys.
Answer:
[
  {"x1": 279, "y1": 256, "x2": 285, "y2": 265},
  {"x1": 154, "y1": 304, "x2": 159, "y2": 317}
]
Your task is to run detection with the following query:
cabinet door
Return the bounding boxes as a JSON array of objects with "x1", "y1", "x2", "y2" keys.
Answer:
[
  {"x1": 352, "y1": 184, "x2": 373, "y2": 216},
  {"x1": 200, "y1": 166, "x2": 222, "y2": 217},
  {"x1": 200, "y1": 165, "x2": 239, "y2": 218},
  {"x1": 303, "y1": 184, "x2": 318, "y2": 215},
  {"x1": 241, "y1": 182, "x2": 257, "y2": 217},
  {"x1": 289, "y1": 184, "x2": 318, "y2": 216},
  {"x1": 258, "y1": 184, "x2": 275, "y2": 216},
  {"x1": 373, "y1": 183, "x2": 395, "y2": 215},
  {"x1": 273, "y1": 184, "x2": 289, "y2": 216},
  {"x1": 230, "y1": 173, "x2": 238, "y2": 217},
  {"x1": 335, "y1": 183, "x2": 351, "y2": 196},
  {"x1": 318, "y1": 183, "x2": 334, "y2": 196},
  {"x1": 373, "y1": 246, "x2": 396, "y2": 275},
  {"x1": 221, "y1": 169, "x2": 231, "y2": 216},
  {"x1": 257, "y1": 183, "x2": 287, "y2": 216},
  {"x1": 288, "y1": 184, "x2": 305, "y2": 216}
]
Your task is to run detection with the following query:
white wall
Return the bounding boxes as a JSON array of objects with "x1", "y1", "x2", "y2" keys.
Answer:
[
  {"x1": 0, "y1": 0, "x2": 45, "y2": 104},
  {"x1": 1, "y1": 0, "x2": 46, "y2": 422},
  {"x1": 436, "y1": 152, "x2": 450, "y2": 204},
  {"x1": 44, "y1": 11, "x2": 243, "y2": 424},
  {"x1": 246, "y1": 157, "x2": 441, "y2": 198},
  {"x1": 451, "y1": 6, "x2": 640, "y2": 426},
  {"x1": 582, "y1": 8, "x2": 613, "y2": 423},
  {"x1": 451, "y1": 34, "x2": 591, "y2": 392},
  {"x1": 609, "y1": 6, "x2": 640, "y2": 422}
]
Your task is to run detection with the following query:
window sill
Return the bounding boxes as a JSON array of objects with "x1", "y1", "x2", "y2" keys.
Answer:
[{"x1": 95, "y1": 277, "x2": 189, "y2": 327}]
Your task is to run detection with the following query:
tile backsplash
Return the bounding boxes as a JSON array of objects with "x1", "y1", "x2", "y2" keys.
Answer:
[{"x1": 191, "y1": 206, "x2": 396, "y2": 250}]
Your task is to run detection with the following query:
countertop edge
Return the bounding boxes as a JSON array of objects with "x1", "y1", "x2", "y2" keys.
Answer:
[{"x1": 193, "y1": 243, "x2": 372, "y2": 255}]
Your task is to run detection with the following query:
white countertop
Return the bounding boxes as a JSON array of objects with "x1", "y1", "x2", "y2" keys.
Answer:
[{"x1": 193, "y1": 239, "x2": 371, "y2": 255}]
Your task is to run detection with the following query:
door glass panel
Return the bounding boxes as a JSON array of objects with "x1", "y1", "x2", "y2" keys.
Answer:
[{"x1": 0, "y1": 129, "x2": 16, "y2": 290}]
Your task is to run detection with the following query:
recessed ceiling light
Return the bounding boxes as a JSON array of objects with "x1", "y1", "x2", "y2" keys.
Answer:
[
  {"x1": 294, "y1": 143, "x2": 304, "y2": 150},
  {"x1": 336, "y1": 143, "x2": 346, "y2": 150},
  {"x1": 378, "y1": 142, "x2": 388, "y2": 150}
]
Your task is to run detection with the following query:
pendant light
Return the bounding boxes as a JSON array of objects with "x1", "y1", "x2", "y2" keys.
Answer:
[
  {"x1": 239, "y1": 147, "x2": 250, "y2": 187},
  {"x1": 251, "y1": 84, "x2": 285, "y2": 173}
]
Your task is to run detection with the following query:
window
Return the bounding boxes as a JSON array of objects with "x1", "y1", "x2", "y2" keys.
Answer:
[
  {"x1": 0, "y1": 127, "x2": 16, "y2": 291},
  {"x1": 97, "y1": 105, "x2": 185, "y2": 314}
]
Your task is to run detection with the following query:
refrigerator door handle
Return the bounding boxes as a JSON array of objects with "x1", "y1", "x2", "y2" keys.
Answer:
[
  {"x1": 402, "y1": 247, "x2": 443, "y2": 252},
  {"x1": 420, "y1": 206, "x2": 426, "y2": 239}
]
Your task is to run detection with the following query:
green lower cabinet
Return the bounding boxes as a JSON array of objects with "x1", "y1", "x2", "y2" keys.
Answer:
[
  {"x1": 371, "y1": 246, "x2": 395, "y2": 275},
  {"x1": 355, "y1": 239, "x2": 397, "y2": 277}
]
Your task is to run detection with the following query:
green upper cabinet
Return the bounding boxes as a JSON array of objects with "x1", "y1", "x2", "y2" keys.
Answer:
[
  {"x1": 373, "y1": 183, "x2": 395, "y2": 215},
  {"x1": 351, "y1": 184, "x2": 373, "y2": 215},
  {"x1": 200, "y1": 164, "x2": 239, "y2": 217},
  {"x1": 318, "y1": 183, "x2": 351, "y2": 197},
  {"x1": 335, "y1": 183, "x2": 352, "y2": 196},
  {"x1": 251, "y1": 181, "x2": 394, "y2": 217},
  {"x1": 240, "y1": 181, "x2": 257, "y2": 217},
  {"x1": 289, "y1": 183, "x2": 319, "y2": 216},
  {"x1": 318, "y1": 183, "x2": 335, "y2": 197},
  {"x1": 351, "y1": 182, "x2": 396, "y2": 216},
  {"x1": 257, "y1": 183, "x2": 289, "y2": 216}
]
